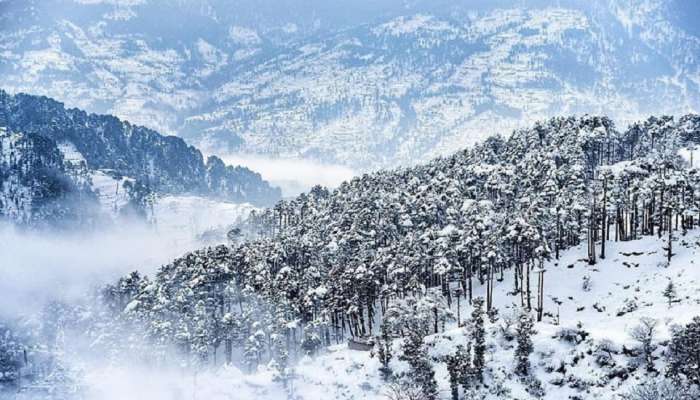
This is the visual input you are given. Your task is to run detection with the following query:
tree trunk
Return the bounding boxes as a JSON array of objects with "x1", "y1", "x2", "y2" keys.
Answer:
[{"x1": 601, "y1": 178, "x2": 607, "y2": 259}]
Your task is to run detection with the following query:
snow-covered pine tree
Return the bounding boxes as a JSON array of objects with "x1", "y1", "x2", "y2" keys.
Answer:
[
  {"x1": 515, "y1": 311, "x2": 536, "y2": 376},
  {"x1": 399, "y1": 328, "x2": 438, "y2": 400},
  {"x1": 376, "y1": 320, "x2": 393, "y2": 381},
  {"x1": 663, "y1": 281, "x2": 678, "y2": 307},
  {"x1": 470, "y1": 297, "x2": 486, "y2": 383},
  {"x1": 667, "y1": 316, "x2": 700, "y2": 385},
  {"x1": 443, "y1": 347, "x2": 463, "y2": 400}
]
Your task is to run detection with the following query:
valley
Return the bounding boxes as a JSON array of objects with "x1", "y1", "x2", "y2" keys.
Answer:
[{"x1": 1, "y1": 1, "x2": 700, "y2": 400}]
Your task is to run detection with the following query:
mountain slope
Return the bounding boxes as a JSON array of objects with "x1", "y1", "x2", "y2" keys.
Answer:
[
  {"x1": 3, "y1": 113, "x2": 700, "y2": 399},
  {"x1": 188, "y1": 4, "x2": 700, "y2": 167},
  {"x1": 0, "y1": 125, "x2": 95, "y2": 227},
  {"x1": 2, "y1": 113, "x2": 700, "y2": 399},
  {"x1": 0, "y1": 90, "x2": 281, "y2": 227},
  {"x1": 72, "y1": 229, "x2": 700, "y2": 400},
  {"x1": 1, "y1": 0, "x2": 699, "y2": 170}
]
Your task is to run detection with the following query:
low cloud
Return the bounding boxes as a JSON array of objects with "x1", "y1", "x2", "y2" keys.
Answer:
[
  {"x1": 0, "y1": 196, "x2": 252, "y2": 318},
  {"x1": 0, "y1": 223, "x2": 179, "y2": 317},
  {"x1": 220, "y1": 154, "x2": 357, "y2": 197}
]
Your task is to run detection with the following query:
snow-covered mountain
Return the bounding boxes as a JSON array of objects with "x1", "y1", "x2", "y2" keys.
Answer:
[
  {"x1": 2, "y1": 113, "x2": 700, "y2": 399},
  {"x1": 1, "y1": 0, "x2": 698, "y2": 170},
  {"x1": 0, "y1": 90, "x2": 280, "y2": 228},
  {"x1": 3, "y1": 2, "x2": 700, "y2": 398}
]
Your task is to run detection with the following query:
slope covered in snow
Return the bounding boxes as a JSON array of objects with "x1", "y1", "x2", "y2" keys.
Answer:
[
  {"x1": 38, "y1": 228, "x2": 700, "y2": 400},
  {"x1": 1, "y1": 0, "x2": 698, "y2": 171},
  {"x1": 4, "y1": 113, "x2": 700, "y2": 399},
  {"x1": 0, "y1": 90, "x2": 280, "y2": 227},
  {"x1": 110, "y1": 230, "x2": 700, "y2": 400}
]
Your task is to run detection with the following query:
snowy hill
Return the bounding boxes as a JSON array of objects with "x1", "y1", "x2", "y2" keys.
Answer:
[
  {"x1": 78, "y1": 229, "x2": 700, "y2": 400},
  {"x1": 2, "y1": 113, "x2": 700, "y2": 399},
  {"x1": 0, "y1": 90, "x2": 280, "y2": 228},
  {"x1": 1, "y1": 0, "x2": 699, "y2": 170}
]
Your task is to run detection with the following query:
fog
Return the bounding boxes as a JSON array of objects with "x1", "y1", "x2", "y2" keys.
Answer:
[
  {"x1": 0, "y1": 194, "x2": 256, "y2": 319},
  {"x1": 79, "y1": 364, "x2": 281, "y2": 400},
  {"x1": 0, "y1": 222, "x2": 286, "y2": 400},
  {"x1": 0, "y1": 222, "x2": 182, "y2": 318},
  {"x1": 0, "y1": 196, "x2": 264, "y2": 399},
  {"x1": 219, "y1": 154, "x2": 357, "y2": 197}
]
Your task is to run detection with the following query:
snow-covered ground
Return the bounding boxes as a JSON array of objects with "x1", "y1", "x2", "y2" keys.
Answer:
[
  {"x1": 89, "y1": 170, "x2": 133, "y2": 213},
  {"x1": 55, "y1": 139, "x2": 259, "y2": 230},
  {"x1": 218, "y1": 154, "x2": 356, "y2": 197},
  {"x1": 89, "y1": 170, "x2": 256, "y2": 245},
  {"x1": 75, "y1": 229, "x2": 700, "y2": 400},
  {"x1": 152, "y1": 194, "x2": 256, "y2": 245}
]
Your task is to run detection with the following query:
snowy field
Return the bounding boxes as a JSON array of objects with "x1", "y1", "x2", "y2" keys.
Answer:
[{"x1": 152, "y1": 195, "x2": 256, "y2": 246}]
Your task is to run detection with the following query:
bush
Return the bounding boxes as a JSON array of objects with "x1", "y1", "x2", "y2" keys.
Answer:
[
  {"x1": 623, "y1": 378, "x2": 699, "y2": 400},
  {"x1": 554, "y1": 323, "x2": 589, "y2": 345},
  {"x1": 523, "y1": 376, "x2": 546, "y2": 398},
  {"x1": 384, "y1": 379, "x2": 432, "y2": 400},
  {"x1": 594, "y1": 339, "x2": 619, "y2": 367}
]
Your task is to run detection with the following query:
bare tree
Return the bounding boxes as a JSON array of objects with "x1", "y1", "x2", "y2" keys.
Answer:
[
  {"x1": 384, "y1": 380, "x2": 432, "y2": 400},
  {"x1": 630, "y1": 317, "x2": 658, "y2": 372}
]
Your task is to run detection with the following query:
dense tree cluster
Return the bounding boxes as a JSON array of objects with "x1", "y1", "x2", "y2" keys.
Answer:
[
  {"x1": 96, "y1": 114, "x2": 700, "y2": 375},
  {"x1": 4, "y1": 114, "x2": 700, "y2": 397},
  {"x1": 667, "y1": 316, "x2": 700, "y2": 385},
  {"x1": 0, "y1": 90, "x2": 281, "y2": 227},
  {"x1": 0, "y1": 324, "x2": 25, "y2": 390},
  {"x1": 0, "y1": 127, "x2": 98, "y2": 227}
]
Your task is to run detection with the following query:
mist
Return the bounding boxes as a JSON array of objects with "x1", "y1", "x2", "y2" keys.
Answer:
[
  {"x1": 219, "y1": 154, "x2": 357, "y2": 197},
  {"x1": 0, "y1": 223, "x2": 282, "y2": 400},
  {"x1": 0, "y1": 195, "x2": 263, "y2": 400},
  {"x1": 78, "y1": 364, "x2": 283, "y2": 400},
  {"x1": 0, "y1": 223, "x2": 175, "y2": 318},
  {"x1": 0, "y1": 195, "x2": 253, "y2": 318}
]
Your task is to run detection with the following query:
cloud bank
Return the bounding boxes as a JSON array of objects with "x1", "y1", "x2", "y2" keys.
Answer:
[{"x1": 221, "y1": 154, "x2": 357, "y2": 197}]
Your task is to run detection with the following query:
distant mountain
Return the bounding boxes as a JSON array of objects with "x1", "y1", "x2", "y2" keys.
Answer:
[
  {"x1": 1, "y1": 0, "x2": 698, "y2": 170},
  {"x1": 0, "y1": 90, "x2": 281, "y2": 228}
]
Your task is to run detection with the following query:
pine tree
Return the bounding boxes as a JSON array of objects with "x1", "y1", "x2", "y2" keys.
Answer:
[
  {"x1": 244, "y1": 323, "x2": 266, "y2": 373},
  {"x1": 514, "y1": 312, "x2": 536, "y2": 376},
  {"x1": 270, "y1": 319, "x2": 290, "y2": 388},
  {"x1": 456, "y1": 343, "x2": 473, "y2": 395},
  {"x1": 301, "y1": 327, "x2": 322, "y2": 356},
  {"x1": 667, "y1": 316, "x2": 700, "y2": 385},
  {"x1": 444, "y1": 349, "x2": 462, "y2": 400},
  {"x1": 376, "y1": 320, "x2": 393, "y2": 381},
  {"x1": 663, "y1": 281, "x2": 677, "y2": 307},
  {"x1": 399, "y1": 329, "x2": 438, "y2": 400},
  {"x1": 190, "y1": 300, "x2": 210, "y2": 369},
  {"x1": 471, "y1": 297, "x2": 486, "y2": 383},
  {"x1": 0, "y1": 325, "x2": 24, "y2": 390}
]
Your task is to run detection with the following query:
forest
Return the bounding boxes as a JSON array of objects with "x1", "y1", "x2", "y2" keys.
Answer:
[{"x1": 2, "y1": 114, "x2": 700, "y2": 399}]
